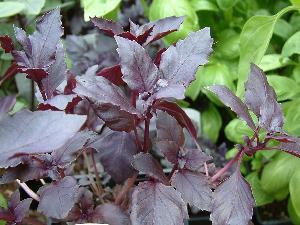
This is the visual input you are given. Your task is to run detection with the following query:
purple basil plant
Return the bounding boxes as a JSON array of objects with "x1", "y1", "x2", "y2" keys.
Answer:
[{"x1": 0, "y1": 8, "x2": 300, "y2": 225}]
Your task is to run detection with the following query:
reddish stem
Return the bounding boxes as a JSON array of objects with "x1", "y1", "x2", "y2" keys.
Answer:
[
  {"x1": 131, "y1": 91, "x2": 137, "y2": 108},
  {"x1": 90, "y1": 149, "x2": 104, "y2": 195},
  {"x1": 133, "y1": 126, "x2": 143, "y2": 151},
  {"x1": 115, "y1": 172, "x2": 138, "y2": 205},
  {"x1": 16, "y1": 179, "x2": 40, "y2": 201},
  {"x1": 168, "y1": 164, "x2": 178, "y2": 180},
  {"x1": 211, "y1": 150, "x2": 243, "y2": 182}
]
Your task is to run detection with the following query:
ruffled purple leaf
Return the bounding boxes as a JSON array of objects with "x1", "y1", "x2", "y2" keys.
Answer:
[
  {"x1": 74, "y1": 75, "x2": 140, "y2": 132},
  {"x1": 171, "y1": 169, "x2": 212, "y2": 211},
  {"x1": 245, "y1": 64, "x2": 283, "y2": 132},
  {"x1": 37, "y1": 176, "x2": 79, "y2": 219},
  {"x1": 91, "y1": 17, "x2": 124, "y2": 36},
  {"x1": 115, "y1": 36, "x2": 158, "y2": 93},
  {"x1": 210, "y1": 169, "x2": 254, "y2": 225},
  {"x1": 131, "y1": 181, "x2": 188, "y2": 225},
  {"x1": 90, "y1": 128, "x2": 138, "y2": 183},
  {"x1": 132, "y1": 153, "x2": 169, "y2": 184}
]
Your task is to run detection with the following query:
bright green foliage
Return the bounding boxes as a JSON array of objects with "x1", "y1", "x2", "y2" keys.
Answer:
[
  {"x1": 0, "y1": 1, "x2": 25, "y2": 18},
  {"x1": 289, "y1": 198, "x2": 300, "y2": 225},
  {"x1": 290, "y1": 170, "x2": 300, "y2": 218},
  {"x1": 201, "y1": 103, "x2": 222, "y2": 143},
  {"x1": 246, "y1": 172, "x2": 274, "y2": 207},
  {"x1": 261, "y1": 153, "x2": 300, "y2": 197},
  {"x1": 81, "y1": 0, "x2": 121, "y2": 21},
  {"x1": 282, "y1": 31, "x2": 300, "y2": 57},
  {"x1": 0, "y1": 193, "x2": 7, "y2": 225},
  {"x1": 149, "y1": 0, "x2": 198, "y2": 44}
]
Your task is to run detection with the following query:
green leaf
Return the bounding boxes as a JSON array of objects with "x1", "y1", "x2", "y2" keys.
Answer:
[
  {"x1": 81, "y1": 0, "x2": 121, "y2": 21},
  {"x1": 266, "y1": 75, "x2": 300, "y2": 101},
  {"x1": 198, "y1": 63, "x2": 236, "y2": 105},
  {"x1": 246, "y1": 172, "x2": 274, "y2": 207},
  {"x1": 290, "y1": 169, "x2": 300, "y2": 218},
  {"x1": 282, "y1": 31, "x2": 300, "y2": 57},
  {"x1": 201, "y1": 103, "x2": 222, "y2": 143},
  {"x1": 225, "y1": 118, "x2": 253, "y2": 144},
  {"x1": 0, "y1": 193, "x2": 7, "y2": 225},
  {"x1": 290, "y1": 0, "x2": 300, "y2": 8},
  {"x1": 0, "y1": 1, "x2": 25, "y2": 18},
  {"x1": 190, "y1": 0, "x2": 219, "y2": 12},
  {"x1": 216, "y1": 0, "x2": 238, "y2": 10},
  {"x1": 18, "y1": 0, "x2": 45, "y2": 15},
  {"x1": 288, "y1": 198, "x2": 300, "y2": 225},
  {"x1": 274, "y1": 18, "x2": 294, "y2": 40},
  {"x1": 283, "y1": 99, "x2": 300, "y2": 136},
  {"x1": 216, "y1": 30, "x2": 240, "y2": 60},
  {"x1": 292, "y1": 65, "x2": 300, "y2": 84},
  {"x1": 261, "y1": 152, "x2": 300, "y2": 196},
  {"x1": 258, "y1": 54, "x2": 292, "y2": 72},
  {"x1": 236, "y1": 6, "x2": 297, "y2": 97},
  {"x1": 149, "y1": 0, "x2": 198, "y2": 44}
]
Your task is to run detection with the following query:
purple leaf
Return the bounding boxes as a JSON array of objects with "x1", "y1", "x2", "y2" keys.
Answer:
[
  {"x1": 97, "y1": 64, "x2": 124, "y2": 86},
  {"x1": 0, "y1": 96, "x2": 16, "y2": 120},
  {"x1": 156, "y1": 141, "x2": 181, "y2": 165},
  {"x1": 153, "y1": 100, "x2": 197, "y2": 138},
  {"x1": 209, "y1": 85, "x2": 256, "y2": 130},
  {"x1": 90, "y1": 128, "x2": 138, "y2": 183},
  {"x1": 156, "y1": 111, "x2": 184, "y2": 145},
  {"x1": 0, "y1": 35, "x2": 14, "y2": 53},
  {"x1": 0, "y1": 110, "x2": 86, "y2": 168},
  {"x1": 131, "y1": 181, "x2": 188, "y2": 225},
  {"x1": 91, "y1": 17, "x2": 124, "y2": 36},
  {"x1": 157, "y1": 28, "x2": 213, "y2": 97},
  {"x1": 115, "y1": 36, "x2": 158, "y2": 93},
  {"x1": 132, "y1": 153, "x2": 169, "y2": 184},
  {"x1": 12, "y1": 9, "x2": 66, "y2": 98},
  {"x1": 210, "y1": 169, "x2": 254, "y2": 225},
  {"x1": 74, "y1": 74, "x2": 140, "y2": 131},
  {"x1": 180, "y1": 148, "x2": 212, "y2": 172},
  {"x1": 259, "y1": 94, "x2": 284, "y2": 132},
  {"x1": 245, "y1": 64, "x2": 283, "y2": 131},
  {"x1": 93, "y1": 203, "x2": 130, "y2": 225},
  {"x1": 0, "y1": 190, "x2": 32, "y2": 224},
  {"x1": 143, "y1": 16, "x2": 185, "y2": 45},
  {"x1": 278, "y1": 135, "x2": 300, "y2": 157},
  {"x1": 52, "y1": 131, "x2": 95, "y2": 166},
  {"x1": 38, "y1": 176, "x2": 79, "y2": 219},
  {"x1": 171, "y1": 169, "x2": 212, "y2": 211}
]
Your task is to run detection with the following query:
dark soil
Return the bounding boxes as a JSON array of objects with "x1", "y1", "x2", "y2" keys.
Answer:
[{"x1": 256, "y1": 200, "x2": 291, "y2": 224}]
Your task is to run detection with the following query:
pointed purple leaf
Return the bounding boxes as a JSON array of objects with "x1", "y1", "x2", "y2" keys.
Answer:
[
  {"x1": 245, "y1": 64, "x2": 283, "y2": 132},
  {"x1": 156, "y1": 111, "x2": 184, "y2": 145},
  {"x1": 38, "y1": 176, "x2": 79, "y2": 219},
  {"x1": 90, "y1": 128, "x2": 138, "y2": 183},
  {"x1": 115, "y1": 36, "x2": 158, "y2": 93},
  {"x1": 12, "y1": 9, "x2": 66, "y2": 98},
  {"x1": 209, "y1": 85, "x2": 256, "y2": 130},
  {"x1": 156, "y1": 141, "x2": 181, "y2": 165},
  {"x1": 210, "y1": 169, "x2": 255, "y2": 225},
  {"x1": 97, "y1": 64, "x2": 124, "y2": 86},
  {"x1": 157, "y1": 28, "x2": 213, "y2": 97},
  {"x1": 278, "y1": 135, "x2": 300, "y2": 157},
  {"x1": 74, "y1": 75, "x2": 140, "y2": 132},
  {"x1": 91, "y1": 17, "x2": 124, "y2": 36},
  {"x1": 0, "y1": 110, "x2": 86, "y2": 168},
  {"x1": 171, "y1": 169, "x2": 212, "y2": 211},
  {"x1": 181, "y1": 148, "x2": 212, "y2": 172},
  {"x1": 153, "y1": 101, "x2": 197, "y2": 138},
  {"x1": 131, "y1": 181, "x2": 188, "y2": 225},
  {"x1": 132, "y1": 153, "x2": 169, "y2": 184},
  {"x1": 143, "y1": 16, "x2": 185, "y2": 45}
]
